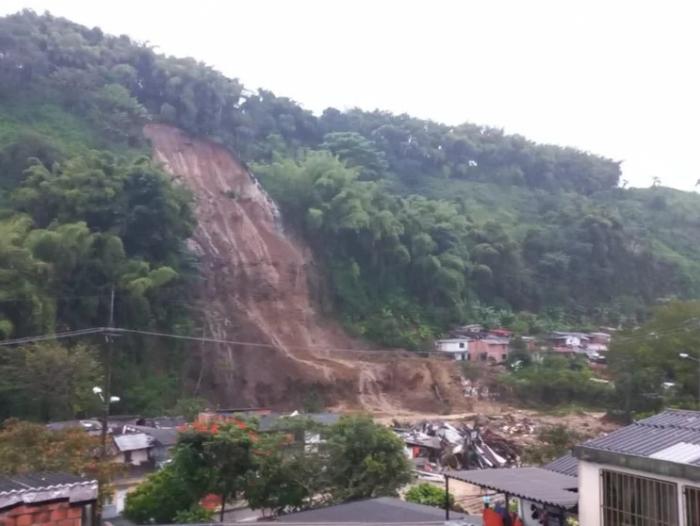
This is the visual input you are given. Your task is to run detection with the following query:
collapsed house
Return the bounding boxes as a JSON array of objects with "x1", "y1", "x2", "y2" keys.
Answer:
[{"x1": 396, "y1": 420, "x2": 520, "y2": 471}]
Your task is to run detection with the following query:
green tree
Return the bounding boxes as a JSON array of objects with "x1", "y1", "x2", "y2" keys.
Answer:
[
  {"x1": 0, "y1": 420, "x2": 122, "y2": 504},
  {"x1": 176, "y1": 423, "x2": 257, "y2": 521},
  {"x1": 0, "y1": 342, "x2": 102, "y2": 421},
  {"x1": 245, "y1": 432, "x2": 324, "y2": 516},
  {"x1": 405, "y1": 483, "x2": 454, "y2": 509},
  {"x1": 320, "y1": 132, "x2": 388, "y2": 180},
  {"x1": 608, "y1": 301, "x2": 700, "y2": 419},
  {"x1": 324, "y1": 415, "x2": 412, "y2": 501},
  {"x1": 124, "y1": 464, "x2": 198, "y2": 524}
]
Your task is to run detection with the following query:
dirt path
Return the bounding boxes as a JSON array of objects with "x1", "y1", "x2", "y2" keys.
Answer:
[{"x1": 144, "y1": 124, "x2": 468, "y2": 412}]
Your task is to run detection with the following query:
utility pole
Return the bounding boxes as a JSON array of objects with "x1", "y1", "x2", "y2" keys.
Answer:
[
  {"x1": 679, "y1": 352, "x2": 700, "y2": 408},
  {"x1": 444, "y1": 474, "x2": 450, "y2": 521},
  {"x1": 100, "y1": 286, "x2": 115, "y2": 458}
]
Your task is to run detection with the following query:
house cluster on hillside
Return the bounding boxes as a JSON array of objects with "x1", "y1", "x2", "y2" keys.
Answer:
[
  {"x1": 548, "y1": 330, "x2": 610, "y2": 363},
  {"x1": 434, "y1": 324, "x2": 512, "y2": 363},
  {"x1": 434, "y1": 324, "x2": 612, "y2": 365}
]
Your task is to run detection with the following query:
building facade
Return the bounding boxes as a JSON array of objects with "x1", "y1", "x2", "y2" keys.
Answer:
[
  {"x1": 434, "y1": 338, "x2": 469, "y2": 360},
  {"x1": 574, "y1": 409, "x2": 700, "y2": 525}
]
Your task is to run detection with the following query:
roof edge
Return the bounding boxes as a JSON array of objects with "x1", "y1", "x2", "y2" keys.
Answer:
[
  {"x1": 445, "y1": 469, "x2": 577, "y2": 509},
  {"x1": 0, "y1": 480, "x2": 98, "y2": 510},
  {"x1": 573, "y1": 445, "x2": 700, "y2": 481}
]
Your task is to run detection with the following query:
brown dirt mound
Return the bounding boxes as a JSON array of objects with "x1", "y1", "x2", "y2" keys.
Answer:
[{"x1": 144, "y1": 124, "x2": 468, "y2": 413}]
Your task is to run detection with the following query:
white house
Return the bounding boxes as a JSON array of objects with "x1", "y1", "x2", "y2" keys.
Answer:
[
  {"x1": 574, "y1": 409, "x2": 700, "y2": 526},
  {"x1": 434, "y1": 338, "x2": 469, "y2": 360},
  {"x1": 112, "y1": 433, "x2": 153, "y2": 466}
]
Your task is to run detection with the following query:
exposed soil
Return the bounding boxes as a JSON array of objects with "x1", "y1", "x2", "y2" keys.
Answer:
[{"x1": 143, "y1": 124, "x2": 469, "y2": 412}]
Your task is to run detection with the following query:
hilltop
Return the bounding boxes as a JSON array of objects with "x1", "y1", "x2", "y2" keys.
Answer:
[{"x1": 1, "y1": 10, "x2": 700, "y2": 415}]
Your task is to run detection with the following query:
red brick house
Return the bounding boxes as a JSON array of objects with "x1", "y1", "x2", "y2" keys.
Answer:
[
  {"x1": 469, "y1": 337, "x2": 510, "y2": 363},
  {"x1": 0, "y1": 474, "x2": 97, "y2": 526}
]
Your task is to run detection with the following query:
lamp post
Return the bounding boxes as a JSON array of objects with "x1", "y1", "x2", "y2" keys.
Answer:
[
  {"x1": 93, "y1": 386, "x2": 120, "y2": 457},
  {"x1": 679, "y1": 352, "x2": 700, "y2": 406}
]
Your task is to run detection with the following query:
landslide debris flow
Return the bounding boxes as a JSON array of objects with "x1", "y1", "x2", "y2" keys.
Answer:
[{"x1": 145, "y1": 124, "x2": 466, "y2": 412}]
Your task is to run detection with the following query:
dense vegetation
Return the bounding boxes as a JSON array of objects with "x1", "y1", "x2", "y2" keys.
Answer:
[
  {"x1": 491, "y1": 301, "x2": 700, "y2": 420},
  {"x1": 2, "y1": 10, "x2": 700, "y2": 371},
  {"x1": 125, "y1": 415, "x2": 412, "y2": 522}
]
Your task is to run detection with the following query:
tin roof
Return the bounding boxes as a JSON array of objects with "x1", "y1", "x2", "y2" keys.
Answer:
[
  {"x1": 577, "y1": 409, "x2": 700, "y2": 465},
  {"x1": 113, "y1": 433, "x2": 153, "y2": 452},
  {"x1": 276, "y1": 497, "x2": 476, "y2": 523},
  {"x1": 543, "y1": 453, "x2": 579, "y2": 477},
  {"x1": 0, "y1": 473, "x2": 86, "y2": 494},
  {"x1": 448, "y1": 467, "x2": 578, "y2": 509},
  {"x1": 0, "y1": 473, "x2": 98, "y2": 510},
  {"x1": 127, "y1": 425, "x2": 179, "y2": 447}
]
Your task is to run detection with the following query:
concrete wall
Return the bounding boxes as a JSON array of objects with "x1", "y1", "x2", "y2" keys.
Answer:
[
  {"x1": 435, "y1": 340, "x2": 469, "y2": 352},
  {"x1": 579, "y1": 459, "x2": 699, "y2": 526},
  {"x1": 469, "y1": 339, "x2": 508, "y2": 362},
  {"x1": 115, "y1": 448, "x2": 150, "y2": 466},
  {"x1": 0, "y1": 500, "x2": 87, "y2": 526}
]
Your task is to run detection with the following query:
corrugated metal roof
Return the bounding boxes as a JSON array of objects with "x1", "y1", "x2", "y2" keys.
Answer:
[
  {"x1": 128, "y1": 425, "x2": 178, "y2": 446},
  {"x1": 638, "y1": 409, "x2": 700, "y2": 430},
  {"x1": 0, "y1": 473, "x2": 88, "y2": 494},
  {"x1": 113, "y1": 433, "x2": 153, "y2": 452},
  {"x1": 447, "y1": 467, "x2": 578, "y2": 508},
  {"x1": 276, "y1": 497, "x2": 476, "y2": 523},
  {"x1": 0, "y1": 473, "x2": 98, "y2": 510},
  {"x1": 649, "y1": 442, "x2": 700, "y2": 463},
  {"x1": 543, "y1": 453, "x2": 578, "y2": 477},
  {"x1": 580, "y1": 409, "x2": 700, "y2": 466}
]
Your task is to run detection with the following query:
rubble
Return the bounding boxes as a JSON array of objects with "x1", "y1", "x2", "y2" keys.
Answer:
[{"x1": 396, "y1": 419, "x2": 521, "y2": 472}]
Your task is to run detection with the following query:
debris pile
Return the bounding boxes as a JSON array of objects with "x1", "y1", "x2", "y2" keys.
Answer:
[
  {"x1": 396, "y1": 420, "x2": 521, "y2": 471},
  {"x1": 488, "y1": 413, "x2": 536, "y2": 436}
]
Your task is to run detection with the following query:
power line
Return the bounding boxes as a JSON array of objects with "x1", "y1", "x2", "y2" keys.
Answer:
[
  {"x1": 3, "y1": 318, "x2": 700, "y2": 354},
  {"x1": 0, "y1": 327, "x2": 108, "y2": 346},
  {"x1": 0, "y1": 326, "x2": 425, "y2": 356}
]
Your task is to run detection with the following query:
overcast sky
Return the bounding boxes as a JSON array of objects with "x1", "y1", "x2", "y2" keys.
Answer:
[{"x1": 3, "y1": 0, "x2": 699, "y2": 190}]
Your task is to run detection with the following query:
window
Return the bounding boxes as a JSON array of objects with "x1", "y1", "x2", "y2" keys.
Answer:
[
  {"x1": 124, "y1": 450, "x2": 132, "y2": 463},
  {"x1": 459, "y1": 342, "x2": 465, "y2": 349},
  {"x1": 601, "y1": 469, "x2": 678, "y2": 525},
  {"x1": 686, "y1": 485, "x2": 700, "y2": 526}
]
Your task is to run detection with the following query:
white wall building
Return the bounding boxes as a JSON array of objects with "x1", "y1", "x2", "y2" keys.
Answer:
[
  {"x1": 574, "y1": 409, "x2": 700, "y2": 526},
  {"x1": 112, "y1": 433, "x2": 153, "y2": 466},
  {"x1": 434, "y1": 338, "x2": 469, "y2": 360}
]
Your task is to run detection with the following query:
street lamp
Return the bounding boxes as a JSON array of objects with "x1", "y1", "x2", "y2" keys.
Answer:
[
  {"x1": 678, "y1": 353, "x2": 700, "y2": 406},
  {"x1": 93, "y1": 385, "x2": 120, "y2": 456}
]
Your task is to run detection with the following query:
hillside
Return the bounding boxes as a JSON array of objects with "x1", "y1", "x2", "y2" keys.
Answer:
[{"x1": 1, "y1": 11, "x2": 700, "y2": 416}]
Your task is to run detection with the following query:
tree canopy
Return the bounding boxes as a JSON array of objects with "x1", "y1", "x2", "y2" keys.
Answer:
[
  {"x1": 125, "y1": 416, "x2": 413, "y2": 523},
  {"x1": 1, "y1": 9, "x2": 700, "y2": 398}
]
